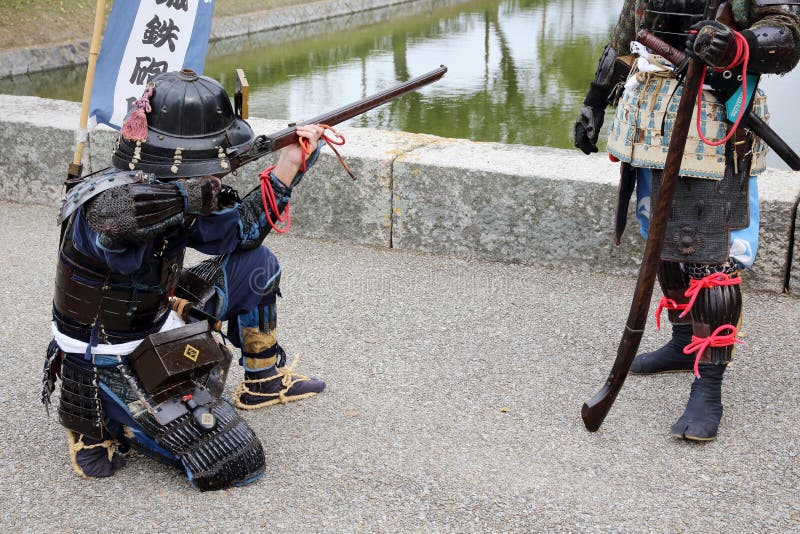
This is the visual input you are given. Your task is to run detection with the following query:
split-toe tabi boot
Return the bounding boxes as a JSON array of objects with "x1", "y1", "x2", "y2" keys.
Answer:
[
  {"x1": 234, "y1": 355, "x2": 325, "y2": 410},
  {"x1": 670, "y1": 364, "x2": 726, "y2": 441},
  {"x1": 631, "y1": 323, "x2": 695, "y2": 374},
  {"x1": 66, "y1": 430, "x2": 126, "y2": 478}
]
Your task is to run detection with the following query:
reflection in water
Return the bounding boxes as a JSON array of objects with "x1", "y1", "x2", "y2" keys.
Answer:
[
  {"x1": 205, "y1": 0, "x2": 620, "y2": 150},
  {"x1": 1, "y1": 0, "x2": 797, "y2": 169}
]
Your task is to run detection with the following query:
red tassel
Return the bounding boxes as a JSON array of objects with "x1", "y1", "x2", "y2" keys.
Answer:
[
  {"x1": 120, "y1": 108, "x2": 149, "y2": 142},
  {"x1": 120, "y1": 83, "x2": 154, "y2": 142}
]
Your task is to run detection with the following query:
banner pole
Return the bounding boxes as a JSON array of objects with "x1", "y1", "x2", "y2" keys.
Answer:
[{"x1": 67, "y1": 0, "x2": 107, "y2": 183}]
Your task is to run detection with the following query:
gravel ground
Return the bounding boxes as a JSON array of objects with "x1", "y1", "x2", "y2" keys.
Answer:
[{"x1": 0, "y1": 201, "x2": 798, "y2": 532}]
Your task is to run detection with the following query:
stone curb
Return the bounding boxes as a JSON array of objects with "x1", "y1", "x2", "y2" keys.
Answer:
[
  {"x1": 0, "y1": 0, "x2": 463, "y2": 78},
  {"x1": 1, "y1": 93, "x2": 798, "y2": 294}
]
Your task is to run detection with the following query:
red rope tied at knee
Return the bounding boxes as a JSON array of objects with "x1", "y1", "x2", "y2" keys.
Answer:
[
  {"x1": 259, "y1": 165, "x2": 291, "y2": 234},
  {"x1": 695, "y1": 30, "x2": 750, "y2": 147},
  {"x1": 654, "y1": 297, "x2": 689, "y2": 331},
  {"x1": 682, "y1": 324, "x2": 743, "y2": 378},
  {"x1": 679, "y1": 272, "x2": 742, "y2": 318}
]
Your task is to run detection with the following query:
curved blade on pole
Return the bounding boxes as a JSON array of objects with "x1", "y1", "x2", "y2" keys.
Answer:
[{"x1": 581, "y1": 58, "x2": 706, "y2": 431}]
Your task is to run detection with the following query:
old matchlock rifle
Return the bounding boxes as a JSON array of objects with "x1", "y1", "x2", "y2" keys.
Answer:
[
  {"x1": 581, "y1": 1, "x2": 726, "y2": 432},
  {"x1": 228, "y1": 65, "x2": 448, "y2": 172}
]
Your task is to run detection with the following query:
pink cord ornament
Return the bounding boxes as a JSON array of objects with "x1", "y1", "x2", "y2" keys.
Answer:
[{"x1": 120, "y1": 83, "x2": 154, "y2": 142}]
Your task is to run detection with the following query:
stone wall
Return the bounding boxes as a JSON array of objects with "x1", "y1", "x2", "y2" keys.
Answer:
[{"x1": 1, "y1": 94, "x2": 798, "y2": 294}]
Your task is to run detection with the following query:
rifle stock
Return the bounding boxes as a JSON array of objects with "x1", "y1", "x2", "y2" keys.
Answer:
[{"x1": 229, "y1": 65, "x2": 447, "y2": 171}]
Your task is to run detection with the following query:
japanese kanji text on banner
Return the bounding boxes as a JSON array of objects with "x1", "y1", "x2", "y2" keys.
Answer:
[{"x1": 89, "y1": 0, "x2": 215, "y2": 129}]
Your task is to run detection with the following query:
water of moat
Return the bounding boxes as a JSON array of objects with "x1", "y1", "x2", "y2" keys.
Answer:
[{"x1": 2, "y1": 0, "x2": 797, "y2": 169}]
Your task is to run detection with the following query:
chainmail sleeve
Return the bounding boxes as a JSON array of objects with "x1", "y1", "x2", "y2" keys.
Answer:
[
  {"x1": 235, "y1": 144, "x2": 323, "y2": 250},
  {"x1": 84, "y1": 182, "x2": 187, "y2": 249}
]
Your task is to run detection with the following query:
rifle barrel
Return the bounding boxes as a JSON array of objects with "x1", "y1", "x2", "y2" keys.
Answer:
[{"x1": 236, "y1": 65, "x2": 447, "y2": 167}]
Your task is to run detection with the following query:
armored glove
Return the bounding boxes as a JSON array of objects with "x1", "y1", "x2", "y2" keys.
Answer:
[
  {"x1": 685, "y1": 20, "x2": 740, "y2": 70},
  {"x1": 574, "y1": 101, "x2": 604, "y2": 155},
  {"x1": 574, "y1": 44, "x2": 621, "y2": 155},
  {"x1": 574, "y1": 80, "x2": 610, "y2": 154},
  {"x1": 182, "y1": 176, "x2": 222, "y2": 216}
]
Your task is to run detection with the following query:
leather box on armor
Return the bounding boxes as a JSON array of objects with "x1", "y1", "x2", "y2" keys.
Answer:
[{"x1": 129, "y1": 321, "x2": 223, "y2": 394}]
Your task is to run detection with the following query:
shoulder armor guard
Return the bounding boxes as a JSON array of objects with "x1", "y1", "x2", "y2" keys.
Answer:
[{"x1": 58, "y1": 169, "x2": 149, "y2": 225}]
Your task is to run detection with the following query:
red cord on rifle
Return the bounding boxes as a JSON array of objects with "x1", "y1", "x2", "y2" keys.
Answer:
[
  {"x1": 258, "y1": 124, "x2": 356, "y2": 234},
  {"x1": 298, "y1": 124, "x2": 356, "y2": 180},
  {"x1": 696, "y1": 31, "x2": 750, "y2": 147},
  {"x1": 259, "y1": 165, "x2": 291, "y2": 234}
]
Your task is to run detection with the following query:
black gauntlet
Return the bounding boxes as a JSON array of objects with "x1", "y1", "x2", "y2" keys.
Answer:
[
  {"x1": 574, "y1": 44, "x2": 622, "y2": 155},
  {"x1": 686, "y1": 14, "x2": 800, "y2": 75},
  {"x1": 685, "y1": 20, "x2": 740, "y2": 70}
]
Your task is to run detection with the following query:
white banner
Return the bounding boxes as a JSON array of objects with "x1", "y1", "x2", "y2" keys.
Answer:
[{"x1": 89, "y1": 0, "x2": 215, "y2": 129}]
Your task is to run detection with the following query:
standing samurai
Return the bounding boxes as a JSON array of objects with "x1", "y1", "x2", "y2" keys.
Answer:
[{"x1": 575, "y1": 1, "x2": 800, "y2": 440}]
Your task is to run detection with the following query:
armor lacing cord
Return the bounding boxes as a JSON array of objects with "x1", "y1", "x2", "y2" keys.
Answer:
[
  {"x1": 695, "y1": 31, "x2": 750, "y2": 147},
  {"x1": 234, "y1": 354, "x2": 315, "y2": 409},
  {"x1": 654, "y1": 297, "x2": 689, "y2": 331},
  {"x1": 65, "y1": 429, "x2": 118, "y2": 478},
  {"x1": 258, "y1": 124, "x2": 355, "y2": 234},
  {"x1": 679, "y1": 272, "x2": 742, "y2": 318},
  {"x1": 682, "y1": 324, "x2": 743, "y2": 378}
]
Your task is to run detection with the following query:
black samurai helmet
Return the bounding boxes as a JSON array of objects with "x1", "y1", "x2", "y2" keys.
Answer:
[{"x1": 112, "y1": 69, "x2": 255, "y2": 179}]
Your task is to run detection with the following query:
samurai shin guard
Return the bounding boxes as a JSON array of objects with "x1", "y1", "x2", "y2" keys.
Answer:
[
  {"x1": 670, "y1": 264, "x2": 743, "y2": 441},
  {"x1": 682, "y1": 267, "x2": 743, "y2": 370},
  {"x1": 233, "y1": 278, "x2": 325, "y2": 410},
  {"x1": 631, "y1": 261, "x2": 694, "y2": 374},
  {"x1": 135, "y1": 397, "x2": 266, "y2": 491},
  {"x1": 59, "y1": 355, "x2": 125, "y2": 477}
]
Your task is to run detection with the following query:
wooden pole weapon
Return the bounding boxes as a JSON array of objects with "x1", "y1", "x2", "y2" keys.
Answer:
[{"x1": 582, "y1": 1, "x2": 723, "y2": 431}]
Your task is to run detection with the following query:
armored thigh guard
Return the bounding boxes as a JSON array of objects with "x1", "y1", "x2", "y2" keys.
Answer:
[
  {"x1": 58, "y1": 356, "x2": 109, "y2": 440},
  {"x1": 651, "y1": 163, "x2": 751, "y2": 264},
  {"x1": 135, "y1": 397, "x2": 265, "y2": 491},
  {"x1": 59, "y1": 322, "x2": 267, "y2": 491}
]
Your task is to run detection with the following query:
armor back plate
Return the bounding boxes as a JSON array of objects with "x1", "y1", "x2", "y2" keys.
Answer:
[{"x1": 643, "y1": 0, "x2": 712, "y2": 48}]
